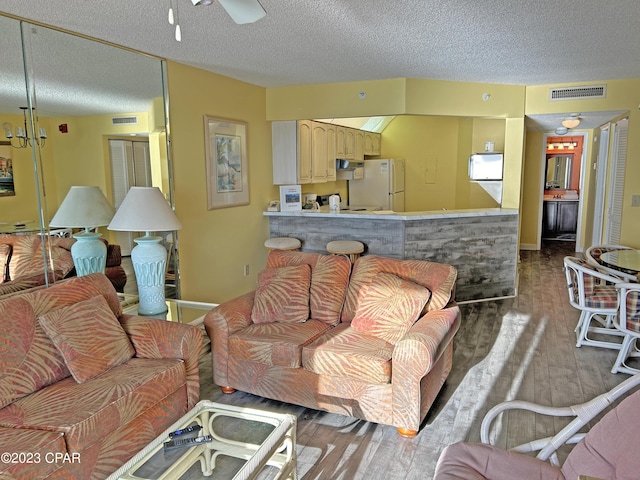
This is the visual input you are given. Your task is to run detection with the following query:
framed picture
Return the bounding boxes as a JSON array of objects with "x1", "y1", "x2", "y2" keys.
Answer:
[
  {"x1": 0, "y1": 142, "x2": 15, "y2": 197},
  {"x1": 204, "y1": 116, "x2": 249, "y2": 210}
]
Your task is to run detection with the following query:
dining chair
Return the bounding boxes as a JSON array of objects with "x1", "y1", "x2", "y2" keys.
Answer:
[
  {"x1": 434, "y1": 373, "x2": 640, "y2": 479},
  {"x1": 563, "y1": 256, "x2": 624, "y2": 349},
  {"x1": 585, "y1": 244, "x2": 638, "y2": 282},
  {"x1": 610, "y1": 282, "x2": 640, "y2": 375}
]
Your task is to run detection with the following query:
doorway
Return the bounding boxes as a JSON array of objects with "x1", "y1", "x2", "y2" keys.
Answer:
[{"x1": 540, "y1": 134, "x2": 586, "y2": 244}]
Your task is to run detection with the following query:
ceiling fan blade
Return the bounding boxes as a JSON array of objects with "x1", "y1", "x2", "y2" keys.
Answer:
[{"x1": 217, "y1": 0, "x2": 266, "y2": 24}]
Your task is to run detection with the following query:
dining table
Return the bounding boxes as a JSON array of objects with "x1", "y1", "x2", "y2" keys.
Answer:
[{"x1": 600, "y1": 249, "x2": 640, "y2": 278}]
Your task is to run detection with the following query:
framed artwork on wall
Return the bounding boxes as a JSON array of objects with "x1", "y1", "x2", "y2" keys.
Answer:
[
  {"x1": 0, "y1": 142, "x2": 15, "y2": 197},
  {"x1": 204, "y1": 116, "x2": 249, "y2": 210}
]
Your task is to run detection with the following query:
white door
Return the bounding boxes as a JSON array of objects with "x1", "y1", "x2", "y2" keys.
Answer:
[
  {"x1": 604, "y1": 118, "x2": 628, "y2": 245},
  {"x1": 592, "y1": 125, "x2": 610, "y2": 245},
  {"x1": 109, "y1": 139, "x2": 151, "y2": 255},
  {"x1": 391, "y1": 158, "x2": 405, "y2": 193}
]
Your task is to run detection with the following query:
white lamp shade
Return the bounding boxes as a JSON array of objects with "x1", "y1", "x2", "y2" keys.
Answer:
[
  {"x1": 49, "y1": 186, "x2": 115, "y2": 228},
  {"x1": 108, "y1": 187, "x2": 182, "y2": 232}
]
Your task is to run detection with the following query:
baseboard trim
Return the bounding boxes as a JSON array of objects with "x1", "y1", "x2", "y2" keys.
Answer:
[{"x1": 520, "y1": 243, "x2": 538, "y2": 251}]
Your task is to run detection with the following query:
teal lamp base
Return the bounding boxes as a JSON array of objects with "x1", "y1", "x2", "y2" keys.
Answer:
[
  {"x1": 131, "y1": 235, "x2": 168, "y2": 315},
  {"x1": 71, "y1": 231, "x2": 107, "y2": 276}
]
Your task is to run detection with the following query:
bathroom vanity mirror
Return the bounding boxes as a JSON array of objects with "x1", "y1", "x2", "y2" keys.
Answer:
[{"x1": 545, "y1": 155, "x2": 572, "y2": 189}]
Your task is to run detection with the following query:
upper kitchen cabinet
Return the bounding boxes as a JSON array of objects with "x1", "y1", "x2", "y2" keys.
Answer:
[
  {"x1": 354, "y1": 130, "x2": 364, "y2": 161},
  {"x1": 272, "y1": 120, "x2": 334, "y2": 184},
  {"x1": 326, "y1": 124, "x2": 337, "y2": 182},
  {"x1": 336, "y1": 126, "x2": 345, "y2": 158},
  {"x1": 364, "y1": 131, "x2": 381, "y2": 156},
  {"x1": 344, "y1": 128, "x2": 355, "y2": 159}
]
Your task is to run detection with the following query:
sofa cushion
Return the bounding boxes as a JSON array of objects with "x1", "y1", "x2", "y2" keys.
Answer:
[
  {"x1": 303, "y1": 323, "x2": 394, "y2": 384},
  {"x1": 0, "y1": 427, "x2": 67, "y2": 479},
  {"x1": 266, "y1": 250, "x2": 352, "y2": 326},
  {"x1": 229, "y1": 319, "x2": 329, "y2": 368},
  {"x1": 39, "y1": 295, "x2": 135, "y2": 383},
  {"x1": 0, "y1": 243, "x2": 10, "y2": 283},
  {"x1": 351, "y1": 272, "x2": 431, "y2": 345},
  {"x1": 0, "y1": 358, "x2": 187, "y2": 453},
  {"x1": 343, "y1": 255, "x2": 457, "y2": 323},
  {"x1": 252, "y1": 264, "x2": 311, "y2": 324}
]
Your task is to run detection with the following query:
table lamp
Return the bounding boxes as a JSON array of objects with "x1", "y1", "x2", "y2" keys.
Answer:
[
  {"x1": 108, "y1": 187, "x2": 182, "y2": 315},
  {"x1": 49, "y1": 186, "x2": 115, "y2": 276}
]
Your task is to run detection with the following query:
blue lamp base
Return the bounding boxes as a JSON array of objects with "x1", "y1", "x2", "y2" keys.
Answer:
[
  {"x1": 131, "y1": 235, "x2": 168, "y2": 315},
  {"x1": 71, "y1": 232, "x2": 107, "y2": 276}
]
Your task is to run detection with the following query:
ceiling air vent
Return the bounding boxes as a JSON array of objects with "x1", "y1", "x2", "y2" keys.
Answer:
[
  {"x1": 549, "y1": 85, "x2": 606, "y2": 101},
  {"x1": 111, "y1": 116, "x2": 138, "y2": 125}
]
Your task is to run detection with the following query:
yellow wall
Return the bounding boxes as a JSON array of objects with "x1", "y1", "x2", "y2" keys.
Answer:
[{"x1": 166, "y1": 61, "x2": 275, "y2": 304}]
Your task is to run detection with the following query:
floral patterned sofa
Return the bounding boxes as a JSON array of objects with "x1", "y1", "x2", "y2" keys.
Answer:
[
  {"x1": 0, "y1": 273, "x2": 203, "y2": 479},
  {"x1": 0, "y1": 234, "x2": 127, "y2": 297},
  {"x1": 205, "y1": 250, "x2": 460, "y2": 438}
]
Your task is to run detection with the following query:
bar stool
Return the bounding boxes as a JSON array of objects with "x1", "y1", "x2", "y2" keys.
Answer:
[
  {"x1": 264, "y1": 237, "x2": 301, "y2": 251},
  {"x1": 326, "y1": 240, "x2": 364, "y2": 264}
]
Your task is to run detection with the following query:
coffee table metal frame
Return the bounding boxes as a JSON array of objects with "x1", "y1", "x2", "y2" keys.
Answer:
[{"x1": 109, "y1": 400, "x2": 297, "y2": 480}]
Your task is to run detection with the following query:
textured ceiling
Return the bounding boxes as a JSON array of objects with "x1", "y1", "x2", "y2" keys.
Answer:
[{"x1": 1, "y1": 0, "x2": 638, "y2": 128}]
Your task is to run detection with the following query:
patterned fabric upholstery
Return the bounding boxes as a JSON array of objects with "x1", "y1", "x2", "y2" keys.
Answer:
[
  {"x1": 343, "y1": 255, "x2": 457, "y2": 323},
  {"x1": 0, "y1": 273, "x2": 203, "y2": 479},
  {"x1": 266, "y1": 249, "x2": 351, "y2": 326},
  {"x1": 230, "y1": 319, "x2": 329, "y2": 368},
  {"x1": 625, "y1": 289, "x2": 640, "y2": 333},
  {"x1": 0, "y1": 427, "x2": 66, "y2": 479},
  {"x1": 39, "y1": 295, "x2": 135, "y2": 383},
  {"x1": 205, "y1": 251, "x2": 461, "y2": 435},
  {"x1": 303, "y1": 323, "x2": 394, "y2": 384},
  {"x1": 584, "y1": 285, "x2": 618, "y2": 310},
  {"x1": 351, "y1": 272, "x2": 431, "y2": 344},
  {"x1": 252, "y1": 264, "x2": 311, "y2": 323}
]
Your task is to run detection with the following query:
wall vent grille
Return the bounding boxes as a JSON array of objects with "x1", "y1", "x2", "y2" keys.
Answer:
[
  {"x1": 112, "y1": 116, "x2": 138, "y2": 125},
  {"x1": 549, "y1": 85, "x2": 606, "y2": 101}
]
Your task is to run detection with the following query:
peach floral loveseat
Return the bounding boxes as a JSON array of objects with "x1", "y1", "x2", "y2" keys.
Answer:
[
  {"x1": 0, "y1": 273, "x2": 202, "y2": 479},
  {"x1": 205, "y1": 250, "x2": 460, "y2": 437}
]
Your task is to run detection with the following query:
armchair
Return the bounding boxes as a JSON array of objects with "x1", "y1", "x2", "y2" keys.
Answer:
[
  {"x1": 585, "y1": 244, "x2": 638, "y2": 283},
  {"x1": 610, "y1": 282, "x2": 640, "y2": 375},
  {"x1": 434, "y1": 373, "x2": 640, "y2": 479},
  {"x1": 563, "y1": 256, "x2": 623, "y2": 349}
]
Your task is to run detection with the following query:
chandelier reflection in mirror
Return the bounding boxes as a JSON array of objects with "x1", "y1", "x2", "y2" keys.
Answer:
[{"x1": 2, "y1": 107, "x2": 47, "y2": 149}]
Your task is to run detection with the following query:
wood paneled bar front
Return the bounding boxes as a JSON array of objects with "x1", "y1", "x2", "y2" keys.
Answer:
[{"x1": 264, "y1": 208, "x2": 519, "y2": 302}]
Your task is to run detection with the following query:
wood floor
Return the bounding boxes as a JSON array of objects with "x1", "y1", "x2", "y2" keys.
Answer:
[{"x1": 196, "y1": 241, "x2": 634, "y2": 479}]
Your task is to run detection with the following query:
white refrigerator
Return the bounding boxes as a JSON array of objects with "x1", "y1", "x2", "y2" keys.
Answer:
[{"x1": 348, "y1": 158, "x2": 405, "y2": 211}]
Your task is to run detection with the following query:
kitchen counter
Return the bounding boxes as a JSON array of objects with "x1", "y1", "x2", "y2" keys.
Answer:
[{"x1": 265, "y1": 207, "x2": 519, "y2": 302}]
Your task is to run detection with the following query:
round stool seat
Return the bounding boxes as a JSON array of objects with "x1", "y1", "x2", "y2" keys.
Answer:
[
  {"x1": 264, "y1": 237, "x2": 301, "y2": 251},
  {"x1": 326, "y1": 240, "x2": 364, "y2": 263}
]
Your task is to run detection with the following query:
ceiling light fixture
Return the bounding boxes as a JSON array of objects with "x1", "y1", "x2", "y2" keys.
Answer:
[
  {"x1": 561, "y1": 113, "x2": 581, "y2": 129},
  {"x1": 3, "y1": 107, "x2": 47, "y2": 149},
  {"x1": 555, "y1": 126, "x2": 568, "y2": 135}
]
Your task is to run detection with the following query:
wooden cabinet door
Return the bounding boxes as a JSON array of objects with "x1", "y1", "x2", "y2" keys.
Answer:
[
  {"x1": 364, "y1": 132, "x2": 373, "y2": 155},
  {"x1": 336, "y1": 126, "x2": 345, "y2": 158},
  {"x1": 297, "y1": 120, "x2": 312, "y2": 184},
  {"x1": 354, "y1": 130, "x2": 365, "y2": 161},
  {"x1": 311, "y1": 121, "x2": 327, "y2": 182},
  {"x1": 371, "y1": 133, "x2": 381, "y2": 155},
  {"x1": 344, "y1": 128, "x2": 355, "y2": 159},
  {"x1": 557, "y1": 201, "x2": 578, "y2": 233},
  {"x1": 542, "y1": 201, "x2": 558, "y2": 236},
  {"x1": 326, "y1": 123, "x2": 337, "y2": 182}
]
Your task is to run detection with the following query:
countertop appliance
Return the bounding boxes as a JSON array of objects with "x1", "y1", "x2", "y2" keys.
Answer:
[{"x1": 348, "y1": 158, "x2": 405, "y2": 212}]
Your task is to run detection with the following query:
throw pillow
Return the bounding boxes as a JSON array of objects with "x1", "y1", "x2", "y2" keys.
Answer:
[
  {"x1": 351, "y1": 272, "x2": 431, "y2": 344},
  {"x1": 38, "y1": 295, "x2": 135, "y2": 383},
  {"x1": 0, "y1": 244, "x2": 10, "y2": 283},
  {"x1": 251, "y1": 264, "x2": 311, "y2": 324}
]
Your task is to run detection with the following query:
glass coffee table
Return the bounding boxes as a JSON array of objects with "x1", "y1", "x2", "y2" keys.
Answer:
[{"x1": 108, "y1": 400, "x2": 297, "y2": 480}]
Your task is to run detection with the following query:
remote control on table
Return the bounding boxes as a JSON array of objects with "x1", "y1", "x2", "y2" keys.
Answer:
[
  {"x1": 169, "y1": 425, "x2": 202, "y2": 438},
  {"x1": 164, "y1": 435, "x2": 213, "y2": 450}
]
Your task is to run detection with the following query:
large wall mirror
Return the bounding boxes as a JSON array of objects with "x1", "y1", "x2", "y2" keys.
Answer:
[{"x1": 0, "y1": 13, "x2": 177, "y2": 296}]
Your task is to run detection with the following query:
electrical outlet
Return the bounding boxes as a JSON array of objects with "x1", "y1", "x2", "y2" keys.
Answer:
[
  {"x1": 243, "y1": 264, "x2": 250, "y2": 276},
  {"x1": 632, "y1": 195, "x2": 640, "y2": 207}
]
